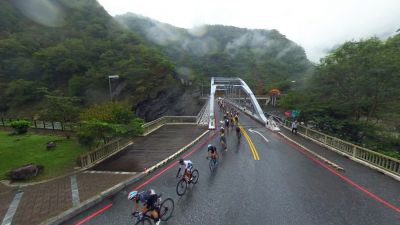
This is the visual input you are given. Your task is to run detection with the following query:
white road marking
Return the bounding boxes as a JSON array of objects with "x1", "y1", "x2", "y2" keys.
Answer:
[
  {"x1": 70, "y1": 175, "x2": 80, "y2": 207},
  {"x1": 1, "y1": 191, "x2": 24, "y2": 225},
  {"x1": 249, "y1": 128, "x2": 269, "y2": 142}
]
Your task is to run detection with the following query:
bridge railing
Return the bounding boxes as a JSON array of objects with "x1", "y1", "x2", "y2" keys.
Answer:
[
  {"x1": 78, "y1": 115, "x2": 199, "y2": 168},
  {"x1": 280, "y1": 119, "x2": 400, "y2": 176},
  {"x1": 79, "y1": 137, "x2": 132, "y2": 168},
  {"x1": 141, "y1": 116, "x2": 197, "y2": 136}
]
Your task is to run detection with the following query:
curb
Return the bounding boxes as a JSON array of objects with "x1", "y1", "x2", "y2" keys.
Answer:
[
  {"x1": 144, "y1": 130, "x2": 210, "y2": 174},
  {"x1": 280, "y1": 126, "x2": 400, "y2": 182},
  {"x1": 2, "y1": 141, "x2": 134, "y2": 188},
  {"x1": 39, "y1": 172, "x2": 146, "y2": 225},
  {"x1": 39, "y1": 129, "x2": 210, "y2": 225},
  {"x1": 278, "y1": 132, "x2": 344, "y2": 171}
]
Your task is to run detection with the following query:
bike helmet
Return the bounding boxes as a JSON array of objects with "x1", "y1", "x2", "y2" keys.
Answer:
[
  {"x1": 128, "y1": 191, "x2": 138, "y2": 200},
  {"x1": 179, "y1": 158, "x2": 184, "y2": 164}
]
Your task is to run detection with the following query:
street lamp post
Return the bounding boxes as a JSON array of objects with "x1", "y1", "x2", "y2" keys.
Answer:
[{"x1": 108, "y1": 75, "x2": 119, "y2": 101}]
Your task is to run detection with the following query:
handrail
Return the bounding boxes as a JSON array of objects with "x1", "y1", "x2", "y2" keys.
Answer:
[
  {"x1": 141, "y1": 116, "x2": 197, "y2": 136},
  {"x1": 196, "y1": 99, "x2": 210, "y2": 125},
  {"x1": 79, "y1": 137, "x2": 132, "y2": 168},
  {"x1": 278, "y1": 117, "x2": 400, "y2": 176},
  {"x1": 0, "y1": 118, "x2": 80, "y2": 131}
]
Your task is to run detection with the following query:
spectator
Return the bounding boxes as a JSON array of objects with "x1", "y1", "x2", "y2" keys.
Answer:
[{"x1": 291, "y1": 120, "x2": 298, "y2": 134}]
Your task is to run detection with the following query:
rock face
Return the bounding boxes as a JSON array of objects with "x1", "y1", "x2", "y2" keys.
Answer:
[
  {"x1": 9, "y1": 164, "x2": 44, "y2": 180},
  {"x1": 135, "y1": 87, "x2": 205, "y2": 121}
]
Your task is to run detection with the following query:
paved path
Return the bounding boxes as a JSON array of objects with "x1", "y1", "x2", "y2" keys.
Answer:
[
  {"x1": 93, "y1": 124, "x2": 206, "y2": 172},
  {"x1": 63, "y1": 103, "x2": 400, "y2": 225},
  {"x1": 0, "y1": 124, "x2": 206, "y2": 225}
]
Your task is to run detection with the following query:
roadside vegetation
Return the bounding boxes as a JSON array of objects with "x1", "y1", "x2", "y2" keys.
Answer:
[
  {"x1": 279, "y1": 35, "x2": 400, "y2": 159},
  {"x1": 0, "y1": 130, "x2": 88, "y2": 181},
  {"x1": 0, "y1": 101, "x2": 144, "y2": 181}
]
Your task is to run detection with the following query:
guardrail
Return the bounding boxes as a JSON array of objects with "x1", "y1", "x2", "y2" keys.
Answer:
[
  {"x1": 279, "y1": 118, "x2": 400, "y2": 176},
  {"x1": 0, "y1": 118, "x2": 80, "y2": 131},
  {"x1": 79, "y1": 116, "x2": 197, "y2": 168},
  {"x1": 141, "y1": 116, "x2": 197, "y2": 136},
  {"x1": 79, "y1": 137, "x2": 132, "y2": 168}
]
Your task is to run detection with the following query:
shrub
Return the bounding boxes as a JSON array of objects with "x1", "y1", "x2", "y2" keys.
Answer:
[
  {"x1": 77, "y1": 131, "x2": 95, "y2": 147},
  {"x1": 10, "y1": 120, "x2": 31, "y2": 134}
]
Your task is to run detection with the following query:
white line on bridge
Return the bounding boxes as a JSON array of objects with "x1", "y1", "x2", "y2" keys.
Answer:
[{"x1": 249, "y1": 129, "x2": 269, "y2": 142}]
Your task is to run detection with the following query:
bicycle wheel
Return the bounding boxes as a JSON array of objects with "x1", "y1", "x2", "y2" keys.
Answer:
[
  {"x1": 209, "y1": 159, "x2": 215, "y2": 172},
  {"x1": 134, "y1": 218, "x2": 152, "y2": 225},
  {"x1": 159, "y1": 198, "x2": 175, "y2": 221},
  {"x1": 176, "y1": 179, "x2": 187, "y2": 196},
  {"x1": 191, "y1": 169, "x2": 199, "y2": 184}
]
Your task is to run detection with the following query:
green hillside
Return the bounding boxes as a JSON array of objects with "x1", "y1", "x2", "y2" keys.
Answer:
[
  {"x1": 116, "y1": 13, "x2": 312, "y2": 94},
  {"x1": 0, "y1": 0, "x2": 187, "y2": 121}
]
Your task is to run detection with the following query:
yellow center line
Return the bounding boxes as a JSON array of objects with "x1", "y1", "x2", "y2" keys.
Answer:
[{"x1": 239, "y1": 126, "x2": 260, "y2": 160}]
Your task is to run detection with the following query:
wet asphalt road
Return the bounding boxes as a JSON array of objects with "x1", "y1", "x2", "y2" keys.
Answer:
[{"x1": 63, "y1": 106, "x2": 400, "y2": 225}]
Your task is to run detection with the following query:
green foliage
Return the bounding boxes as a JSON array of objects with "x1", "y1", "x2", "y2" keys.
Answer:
[
  {"x1": 0, "y1": 131, "x2": 89, "y2": 180},
  {"x1": 80, "y1": 102, "x2": 134, "y2": 124},
  {"x1": 10, "y1": 120, "x2": 31, "y2": 134},
  {"x1": 39, "y1": 94, "x2": 80, "y2": 122},
  {"x1": 280, "y1": 35, "x2": 400, "y2": 154},
  {"x1": 116, "y1": 14, "x2": 312, "y2": 94},
  {"x1": 0, "y1": 0, "x2": 179, "y2": 117},
  {"x1": 4, "y1": 79, "x2": 44, "y2": 108},
  {"x1": 78, "y1": 102, "x2": 144, "y2": 146}
]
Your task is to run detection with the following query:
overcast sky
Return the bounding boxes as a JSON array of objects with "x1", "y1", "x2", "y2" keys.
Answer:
[{"x1": 97, "y1": 0, "x2": 400, "y2": 62}]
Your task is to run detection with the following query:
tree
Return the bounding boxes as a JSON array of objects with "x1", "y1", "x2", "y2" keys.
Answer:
[
  {"x1": 78, "y1": 102, "x2": 144, "y2": 146},
  {"x1": 40, "y1": 94, "x2": 80, "y2": 122}
]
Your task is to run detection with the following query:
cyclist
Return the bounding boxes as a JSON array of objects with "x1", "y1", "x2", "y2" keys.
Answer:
[
  {"x1": 128, "y1": 189, "x2": 161, "y2": 225},
  {"x1": 234, "y1": 114, "x2": 239, "y2": 126},
  {"x1": 236, "y1": 126, "x2": 241, "y2": 141},
  {"x1": 220, "y1": 132, "x2": 227, "y2": 151},
  {"x1": 225, "y1": 118, "x2": 230, "y2": 128},
  {"x1": 220, "y1": 126, "x2": 225, "y2": 134},
  {"x1": 177, "y1": 158, "x2": 193, "y2": 181},
  {"x1": 207, "y1": 144, "x2": 219, "y2": 161},
  {"x1": 230, "y1": 116, "x2": 234, "y2": 128}
]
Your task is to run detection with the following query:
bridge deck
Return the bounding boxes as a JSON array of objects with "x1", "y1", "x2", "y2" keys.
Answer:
[{"x1": 92, "y1": 124, "x2": 206, "y2": 172}]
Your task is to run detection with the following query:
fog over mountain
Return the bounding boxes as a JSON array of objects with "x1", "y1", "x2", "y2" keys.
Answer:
[
  {"x1": 98, "y1": 0, "x2": 400, "y2": 62},
  {"x1": 116, "y1": 13, "x2": 312, "y2": 92}
]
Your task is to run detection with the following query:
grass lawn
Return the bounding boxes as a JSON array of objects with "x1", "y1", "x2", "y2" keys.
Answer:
[{"x1": 0, "y1": 130, "x2": 88, "y2": 181}]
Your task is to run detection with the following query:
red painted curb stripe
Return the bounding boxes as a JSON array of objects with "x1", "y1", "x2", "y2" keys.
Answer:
[
  {"x1": 277, "y1": 133, "x2": 400, "y2": 213},
  {"x1": 133, "y1": 132, "x2": 217, "y2": 191},
  {"x1": 75, "y1": 108, "x2": 219, "y2": 225},
  {"x1": 75, "y1": 203, "x2": 113, "y2": 225}
]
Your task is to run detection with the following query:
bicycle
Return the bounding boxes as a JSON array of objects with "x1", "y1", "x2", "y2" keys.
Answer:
[
  {"x1": 132, "y1": 195, "x2": 175, "y2": 225},
  {"x1": 176, "y1": 169, "x2": 199, "y2": 196},
  {"x1": 220, "y1": 136, "x2": 227, "y2": 151},
  {"x1": 207, "y1": 156, "x2": 218, "y2": 172}
]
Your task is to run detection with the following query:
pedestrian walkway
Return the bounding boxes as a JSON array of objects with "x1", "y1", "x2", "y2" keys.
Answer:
[
  {"x1": 93, "y1": 124, "x2": 206, "y2": 172},
  {"x1": 0, "y1": 124, "x2": 207, "y2": 225}
]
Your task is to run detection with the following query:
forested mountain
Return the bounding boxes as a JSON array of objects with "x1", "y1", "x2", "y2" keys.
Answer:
[
  {"x1": 0, "y1": 0, "x2": 198, "y2": 121},
  {"x1": 280, "y1": 35, "x2": 400, "y2": 155},
  {"x1": 116, "y1": 13, "x2": 312, "y2": 93}
]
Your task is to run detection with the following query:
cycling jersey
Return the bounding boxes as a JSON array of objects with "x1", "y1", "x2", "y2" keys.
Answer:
[
  {"x1": 178, "y1": 160, "x2": 193, "y2": 177},
  {"x1": 135, "y1": 189, "x2": 158, "y2": 209}
]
